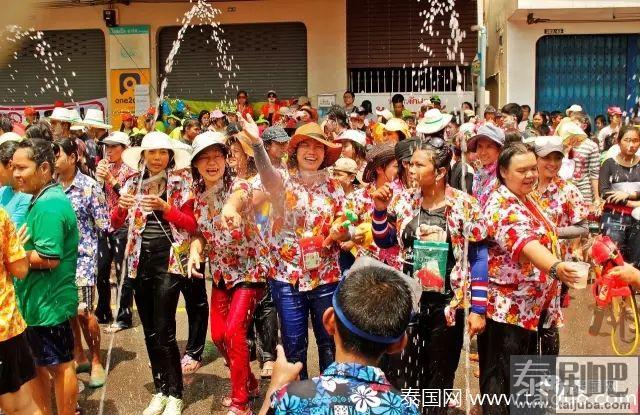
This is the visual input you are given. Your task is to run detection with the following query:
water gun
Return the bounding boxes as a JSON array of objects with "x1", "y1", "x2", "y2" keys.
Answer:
[
  {"x1": 588, "y1": 235, "x2": 639, "y2": 355},
  {"x1": 324, "y1": 210, "x2": 359, "y2": 248}
]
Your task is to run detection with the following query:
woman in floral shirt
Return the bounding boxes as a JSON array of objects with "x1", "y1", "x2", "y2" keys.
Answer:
[
  {"x1": 468, "y1": 124, "x2": 505, "y2": 208},
  {"x1": 480, "y1": 142, "x2": 581, "y2": 415},
  {"x1": 370, "y1": 138, "x2": 489, "y2": 413},
  {"x1": 54, "y1": 138, "x2": 110, "y2": 388},
  {"x1": 244, "y1": 118, "x2": 348, "y2": 380},
  {"x1": 187, "y1": 131, "x2": 272, "y2": 415},
  {"x1": 111, "y1": 132, "x2": 195, "y2": 415}
]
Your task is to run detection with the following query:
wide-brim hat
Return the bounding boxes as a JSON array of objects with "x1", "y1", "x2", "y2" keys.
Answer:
[
  {"x1": 566, "y1": 104, "x2": 583, "y2": 115},
  {"x1": 335, "y1": 129, "x2": 367, "y2": 147},
  {"x1": 121, "y1": 131, "x2": 190, "y2": 171},
  {"x1": 78, "y1": 108, "x2": 112, "y2": 130},
  {"x1": 102, "y1": 131, "x2": 131, "y2": 147},
  {"x1": 49, "y1": 107, "x2": 73, "y2": 123},
  {"x1": 234, "y1": 131, "x2": 255, "y2": 158},
  {"x1": 384, "y1": 118, "x2": 410, "y2": 139},
  {"x1": 375, "y1": 109, "x2": 393, "y2": 121},
  {"x1": 467, "y1": 124, "x2": 505, "y2": 152},
  {"x1": 362, "y1": 143, "x2": 396, "y2": 183},
  {"x1": 333, "y1": 157, "x2": 358, "y2": 175},
  {"x1": 288, "y1": 122, "x2": 342, "y2": 169},
  {"x1": 190, "y1": 131, "x2": 227, "y2": 162},
  {"x1": 262, "y1": 126, "x2": 290, "y2": 143},
  {"x1": 210, "y1": 109, "x2": 225, "y2": 119},
  {"x1": 416, "y1": 109, "x2": 452, "y2": 135},
  {"x1": 555, "y1": 118, "x2": 587, "y2": 144}
]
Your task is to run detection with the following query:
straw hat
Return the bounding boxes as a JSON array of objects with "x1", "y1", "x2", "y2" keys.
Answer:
[
  {"x1": 384, "y1": 118, "x2": 410, "y2": 139},
  {"x1": 190, "y1": 131, "x2": 227, "y2": 162},
  {"x1": 555, "y1": 118, "x2": 587, "y2": 144},
  {"x1": 362, "y1": 143, "x2": 396, "y2": 183},
  {"x1": 78, "y1": 108, "x2": 112, "y2": 130},
  {"x1": 288, "y1": 122, "x2": 342, "y2": 168},
  {"x1": 121, "y1": 131, "x2": 190, "y2": 171},
  {"x1": 49, "y1": 107, "x2": 73, "y2": 123},
  {"x1": 416, "y1": 109, "x2": 452, "y2": 135},
  {"x1": 333, "y1": 157, "x2": 358, "y2": 175}
]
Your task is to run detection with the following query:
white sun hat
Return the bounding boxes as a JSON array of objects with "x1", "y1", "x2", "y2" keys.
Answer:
[
  {"x1": 190, "y1": 131, "x2": 227, "y2": 162},
  {"x1": 49, "y1": 107, "x2": 73, "y2": 123},
  {"x1": 375, "y1": 108, "x2": 394, "y2": 121},
  {"x1": 121, "y1": 131, "x2": 190, "y2": 171},
  {"x1": 102, "y1": 131, "x2": 131, "y2": 147},
  {"x1": 566, "y1": 104, "x2": 583, "y2": 116},
  {"x1": 335, "y1": 129, "x2": 367, "y2": 147},
  {"x1": 416, "y1": 109, "x2": 453, "y2": 135},
  {"x1": 78, "y1": 108, "x2": 112, "y2": 130},
  {"x1": 0, "y1": 132, "x2": 23, "y2": 145}
]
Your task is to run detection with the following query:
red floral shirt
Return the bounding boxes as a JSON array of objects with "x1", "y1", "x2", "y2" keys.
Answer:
[
  {"x1": 104, "y1": 161, "x2": 136, "y2": 231},
  {"x1": 194, "y1": 179, "x2": 272, "y2": 288},
  {"x1": 484, "y1": 185, "x2": 562, "y2": 330}
]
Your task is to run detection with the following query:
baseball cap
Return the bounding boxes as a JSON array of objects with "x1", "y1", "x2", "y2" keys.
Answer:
[
  {"x1": 467, "y1": 124, "x2": 505, "y2": 152},
  {"x1": 533, "y1": 136, "x2": 564, "y2": 157}
]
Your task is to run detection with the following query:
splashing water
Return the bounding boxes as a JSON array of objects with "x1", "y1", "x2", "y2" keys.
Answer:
[
  {"x1": 1, "y1": 25, "x2": 76, "y2": 103},
  {"x1": 158, "y1": 0, "x2": 239, "y2": 105}
]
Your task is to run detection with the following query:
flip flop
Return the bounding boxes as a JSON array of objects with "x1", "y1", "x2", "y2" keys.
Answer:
[
  {"x1": 88, "y1": 365, "x2": 106, "y2": 388},
  {"x1": 260, "y1": 361, "x2": 274, "y2": 379}
]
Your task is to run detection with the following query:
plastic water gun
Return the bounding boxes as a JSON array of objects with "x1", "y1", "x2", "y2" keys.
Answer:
[
  {"x1": 324, "y1": 210, "x2": 359, "y2": 248},
  {"x1": 588, "y1": 235, "x2": 639, "y2": 355}
]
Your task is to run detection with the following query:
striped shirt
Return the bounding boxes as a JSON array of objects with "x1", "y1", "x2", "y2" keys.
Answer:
[{"x1": 571, "y1": 139, "x2": 600, "y2": 204}]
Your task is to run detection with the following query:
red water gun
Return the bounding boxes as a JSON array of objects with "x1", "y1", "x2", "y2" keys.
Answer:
[{"x1": 588, "y1": 235, "x2": 632, "y2": 336}]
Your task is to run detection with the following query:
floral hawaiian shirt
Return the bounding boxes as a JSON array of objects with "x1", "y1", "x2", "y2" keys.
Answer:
[
  {"x1": 346, "y1": 183, "x2": 401, "y2": 269},
  {"x1": 472, "y1": 162, "x2": 499, "y2": 208},
  {"x1": 270, "y1": 362, "x2": 420, "y2": 415},
  {"x1": 104, "y1": 161, "x2": 136, "y2": 232},
  {"x1": 386, "y1": 186, "x2": 488, "y2": 321},
  {"x1": 194, "y1": 178, "x2": 272, "y2": 288},
  {"x1": 0, "y1": 208, "x2": 27, "y2": 342},
  {"x1": 532, "y1": 177, "x2": 588, "y2": 260},
  {"x1": 484, "y1": 185, "x2": 562, "y2": 330},
  {"x1": 121, "y1": 169, "x2": 194, "y2": 279},
  {"x1": 63, "y1": 170, "x2": 110, "y2": 287},
  {"x1": 256, "y1": 169, "x2": 345, "y2": 292}
]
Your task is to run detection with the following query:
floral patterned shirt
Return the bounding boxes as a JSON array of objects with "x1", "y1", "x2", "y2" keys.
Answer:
[
  {"x1": 270, "y1": 362, "x2": 420, "y2": 415},
  {"x1": 63, "y1": 170, "x2": 110, "y2": 287},
  {"x1": 484, "y1": 185, "x2": 562, "y2": 330},
  {"x1": 472, "y1": 162, "x2": 499, "y2": 208},
  {"x1": 256, "y1": 169, "x2": 345, "y2": 292},
  {"x1": 0, "y1": 208, "x2": 27, "y2": 342},
  {"x1": 345, "y1": 183, "x2": 401, "y2": 269},
  {"x1": 194, "y1": 178, "x2": 272, "y2": 288},
  {"x1": 374, "y1": 186, "x2": 488, "y2": 323},
  {"x1": 118, "y1": 169, "x2": 194, "y2": 279},
  {"x1": 104, "y1": 161, "x2": 136, "y2": 232}
]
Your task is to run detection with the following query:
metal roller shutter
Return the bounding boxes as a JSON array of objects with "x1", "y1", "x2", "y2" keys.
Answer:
[
  {"x1": 158, "y1": 22, "x2": 307, "y2": 101},
  {"x1": 0, "y1": 29, "x2": 106, "y2": 104}
]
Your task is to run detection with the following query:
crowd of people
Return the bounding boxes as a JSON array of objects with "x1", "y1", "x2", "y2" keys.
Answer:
[{"x1": 0, "y1": 89, "x2": 639, "y2": 415}]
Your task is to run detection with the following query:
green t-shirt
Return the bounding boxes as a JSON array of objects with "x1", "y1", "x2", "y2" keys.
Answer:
[{"x1": 14, "y1": 184, "x2": 79, "y2": 326}]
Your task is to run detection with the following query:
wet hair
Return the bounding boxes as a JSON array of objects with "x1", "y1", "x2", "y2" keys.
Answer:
[
  {"x1": 25, "y1": 121, "x2": 54, "y2": 142},
  {"x1": 335, "y1": 262, "x2": 412, "y2": 360},
  {"x1": 16, "y1": 138, "x2": 56, "y2": 172},
  {"x1": 191, "y1": 143, "x2": 233, "y2": 194},
  {"x1": 414, "y1": 137, "x2": 453, "y2": 172},
  {"x1": 54, "y1": 138, "x2": 79, "y2": 165},
  {"x1": 0, "y1": 115, "x2": 13, "y2": 133},
  {"x1": 501, "y1": 103, "x2": 523, "y2": 123},
  {"x1": 617, "y1": 124, "x2": 640, "y2": 143},
  {"x1": 391, "y1": 94, "x2": 404, "y2": 105},
  {"x1": 0, "y1": 140, "x2": 20, "y2": 166},
  {"x1": 504, "y1": 131, "x2": 523, "y2": 146},
  {"x1": 496, "y1": 142, "x2": 535, "y2": 184},
  {"x1": 327, "y1": 105, "x2": 348, "y2": 127},
  {"x1": 197, "y1": 110, "x2": 210, "y2": 125}
]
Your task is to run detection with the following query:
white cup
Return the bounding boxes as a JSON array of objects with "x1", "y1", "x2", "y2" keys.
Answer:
[{"x1": 570, "y1": 261, "x2": 590, "y2": 289}]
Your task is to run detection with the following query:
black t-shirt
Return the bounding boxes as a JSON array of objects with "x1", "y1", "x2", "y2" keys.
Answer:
[
  {"x1": 142, "y1": 190, "x2": 173, "y2": 249},
  {"x1": 449, "y1": 161, "x2": 473, "y2": 194},
  {"x1": 599, "y1": 157, "x2": 640, "y2": 205},
  {"x1": 401, "y1": 205, "x2": 455, "y2": 302}
]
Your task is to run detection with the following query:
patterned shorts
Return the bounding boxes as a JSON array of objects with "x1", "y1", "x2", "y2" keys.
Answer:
[{"x1": 77, "y1": 285, "x2": 95, "y2": 313}]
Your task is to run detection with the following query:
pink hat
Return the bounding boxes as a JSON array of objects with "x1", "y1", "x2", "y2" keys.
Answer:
[
  {"x1": 607, "y1": 106, "x2": 622, "y2": 116},
  {"x1": 210, "y1": 109, "x2": 225, "y2": 119}
]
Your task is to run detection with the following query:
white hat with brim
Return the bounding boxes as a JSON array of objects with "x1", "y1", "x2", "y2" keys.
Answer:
[
  {"x1": 49, "y1": 107, "x2": 73, "y2": 123},
  {"x1": 0, "y1": 132, "x2": 22, "y2": 145},
  {"x1": 68, "y1": 109, "x2": 82, "y2": 124},
  {"x1": 555, "y1": 118, "x2": 587, "y2": 144},
  {"x1": 121, "y1": 131, "x2": 190, "y2": 171},
  {"x1": 533, "y1": 136, "x2": 565, "y2": 157},
  {"x1": 70, "y1": 125, "x2": 85, "y2": 132},
  {"x1": 102, "y1": 131, "x2": 131, "y2": 147},
  {"x1": 335, "y1": 129, "x2": 367, "y2": 147},
  {"x1": 375, "y1": 109, "x2": 394, "y2": 121},
  {"x1": 566, "y1": 104, "x2": 583, "y2": 116},
  {"x1": 190, "y1": 131, "x2": 227, "y2": 162},
  {"x1": 416, "y1": 109, "x2": 453, "y2": 135},
  {"x1": 78, "y1": 108, "x2": 112, "y2": 130}
]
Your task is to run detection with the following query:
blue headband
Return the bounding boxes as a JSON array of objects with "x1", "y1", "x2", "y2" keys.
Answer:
[{"x1": 331, "y1": 288, "x2": 404, "y2": 345}]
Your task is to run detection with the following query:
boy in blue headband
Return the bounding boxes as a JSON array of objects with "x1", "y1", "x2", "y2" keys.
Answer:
[{"x1": 259, "y1": 258, "x2": 421, "y2": 415}]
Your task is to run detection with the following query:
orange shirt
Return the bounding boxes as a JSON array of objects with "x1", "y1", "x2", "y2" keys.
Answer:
[{"x1": 0, "y1": 208, "x2": 27, "y2": 342}]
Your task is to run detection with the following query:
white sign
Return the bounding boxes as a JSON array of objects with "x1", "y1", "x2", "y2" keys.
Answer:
[
  {"x1": 0, "y1": 98, "x2": 109, "y2": 124},
  {"x1": 134, "y1": 84, "x2": 150, "y2": 116},
  {"x1": 356, "y1": 91, "x2": 475, "y2": 115},
  {"x1": 317, "y1": 94, "x2": 336, "y2": 108}
]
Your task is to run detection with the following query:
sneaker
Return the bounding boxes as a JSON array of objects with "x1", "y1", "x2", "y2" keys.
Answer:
[
  {"x1": 143, "y1": 393, "x2": 168, "y2": 415},
  {"x1": 162, "y1": 396, "x2": 184, "y2": 415}
]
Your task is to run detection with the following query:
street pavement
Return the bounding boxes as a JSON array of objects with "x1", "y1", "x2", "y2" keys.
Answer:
[{"x1": 77, "y1": 283, "x2": 634, "y2": 414}]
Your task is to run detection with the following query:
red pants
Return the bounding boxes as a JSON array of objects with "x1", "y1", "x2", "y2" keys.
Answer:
[{"x1": 210, "y1": 285, "x2": 263, "y2": 408}]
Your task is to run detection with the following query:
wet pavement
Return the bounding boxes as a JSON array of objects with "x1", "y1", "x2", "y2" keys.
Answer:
[{"x1": 78, "y1": 283, "x2": 632, "y2": 414}]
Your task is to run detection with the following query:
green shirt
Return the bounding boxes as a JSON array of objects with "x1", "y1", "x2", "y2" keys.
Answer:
[{"x1": 15, "y1": 183, "x2": 79, "y2": 326}]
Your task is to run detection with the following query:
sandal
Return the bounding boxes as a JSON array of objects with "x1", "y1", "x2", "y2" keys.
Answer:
[
  {"x1": 221, "y1": 383, "x2": 260, "y2": 407},
  {"x1": 181, "y1": 355, "x2": 203, "y2": 375},
  {"x1": 260, "y1": 361, "x2": 274, "y2": 379},
  {"x1": 104, "y1": 322, "x2": 130, "y2": 334}
]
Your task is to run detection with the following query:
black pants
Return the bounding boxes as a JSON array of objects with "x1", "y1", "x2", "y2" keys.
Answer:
[
  {"x1": 601, "y1": 210, "x2": 640, "y2": 268},
  {"x1": 478, "y1": 316, "x2": 559, "y2": 415},
  {"x1": 180, "y1": 275, "x2": 208, "y2": 361},
  {"x1": 382, "y1": 302, "x2": 464, "y2": 415},
  {"x1": 251, "y1": 284, "x2": 278, "y2": 364},
  {"x1": 95, "y1": 228, "x2": 134, "y2": 325},
  {"x1": 134, "y1": 243, "x2": 183, "y2": 399}
]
